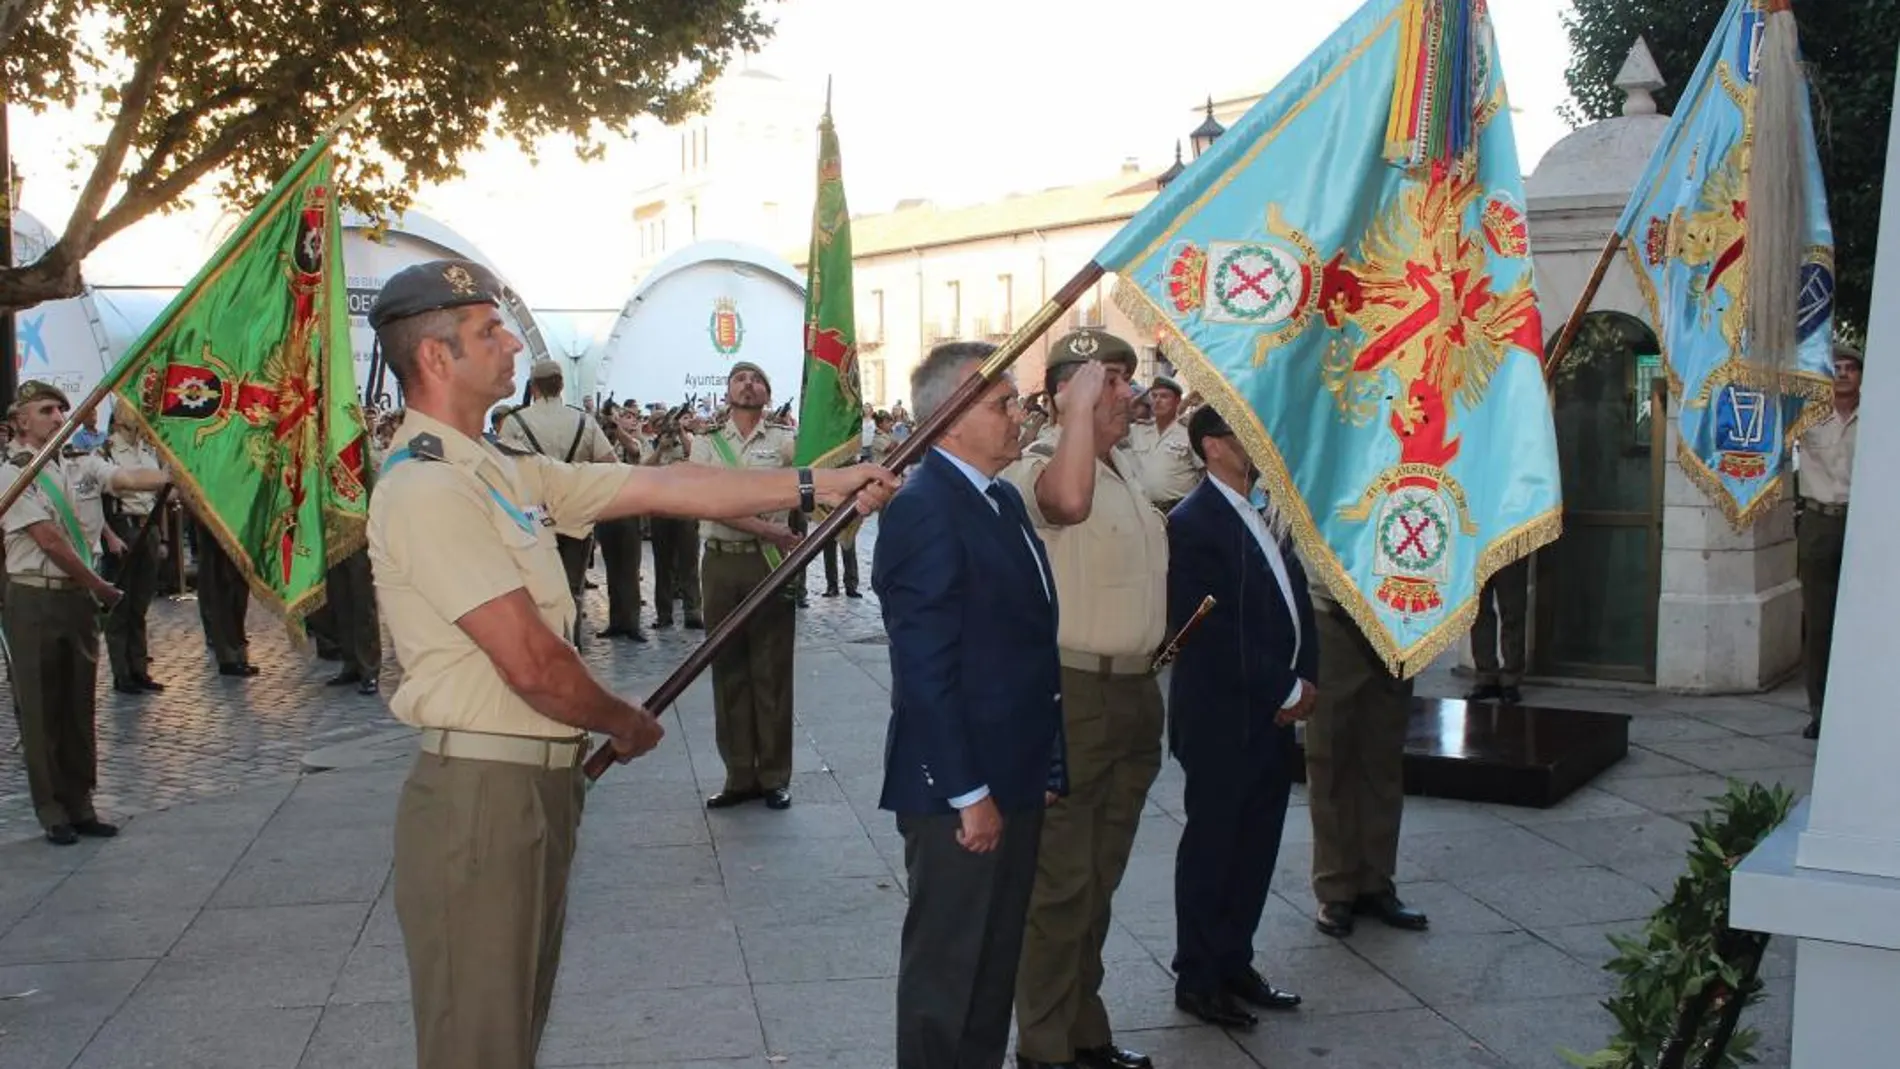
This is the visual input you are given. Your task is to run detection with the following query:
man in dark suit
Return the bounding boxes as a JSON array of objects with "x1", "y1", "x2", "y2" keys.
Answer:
[
  {"x1": 1164, "y1": 404, "x2": 1316, "y2": 1030},
  {"x1": 876, "y1": 340, "x2": 1067, "y2": 1069}
]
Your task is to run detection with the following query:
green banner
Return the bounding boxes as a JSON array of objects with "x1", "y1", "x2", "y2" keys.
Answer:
[
  {"x1": 793, "y1": 105, "x2": 863, "y2": 468},
  {"x1": 109, "y1": 136, "x2": 368, "y2": 621}
]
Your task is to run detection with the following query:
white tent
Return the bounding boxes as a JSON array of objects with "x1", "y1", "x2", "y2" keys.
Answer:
[
  {"x1": 596, "y1": 241, "x2": 806, "y2": 412},
  {"x1": 10, "y1": 211, "x2": 116, "y2": 408}
]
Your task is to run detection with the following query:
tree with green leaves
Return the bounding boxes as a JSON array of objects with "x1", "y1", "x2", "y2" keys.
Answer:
[
  {"x1": 0, "y1": 0, "x2": 772, "y2": 311},
  {"x1": 1562, "y1": 0, "x2": 1897, "y2": 338}
]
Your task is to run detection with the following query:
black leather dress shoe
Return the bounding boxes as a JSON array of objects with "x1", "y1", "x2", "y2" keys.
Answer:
[
  {"x1": 357, "y1": 678, "x2": 380, "y2": 696},
  {"x1": 1499, "y1": 685, "x2": 1524, "y2": 704},
  {"x1": 706, "y1": 788, "x2": 763, "y2": 809},
  {"x1": 73, "y1": 818, "x2": 119, "y2": 838},
  {"x1": 113, "y1": 679, "x2": 144, "y2": 695},
  {"x1": 1015, "y1": 1058, "x2": 1078, "y2": 1069},
  {"x1": 326, "y1": 670, "x2": 362, "y2": 687},
  {"x1": 765, "y1": 787, "x2": 792, "y2": 810},
  {"x1": 654, "y1": 616, "x2": 674, "y2": 629},
  {"x1": 45, "y1": 824, "x2": 78, "y2": 846},
  {"x1": 1174, "y1": 988, "x2": 1257, "y2": 1029},
  {"x1": 684, "y1": 616, "x2": 705, "y2": 630},
  {"x1": 628, "y1": 629, "x2": 649, "y2": 643},
  {"x1": 845, "y1": 589, "x2": 863, "y2": 598},
  {"x1": 597, "y1": 626, "x2": 630, "y2": 639},
  {"x1": 822, "y1": 587, "x2": 840, "y2": 598},
  {"x1": 219, "y1": 662, "x2": 260, "y2": 677},
  {"x1": 1316, "y1": 900, "x2": 1355, "y2": 937},
  {"x1": 1354, "y1": 891, "x2": 1429, "y2": 931},
  {"x1": 1465, "y1": 683, "x2": 1502, "y2": 702},
  {"x1": 1227, "y1": 967, "x2": 1301, "y2": 1010},
  {"x1": 1075, "y1": 1043, "x2": 1152, "y2": 1069},
  {"x1": 136, "y1": 677, "x2": 166, "y2": 693}
]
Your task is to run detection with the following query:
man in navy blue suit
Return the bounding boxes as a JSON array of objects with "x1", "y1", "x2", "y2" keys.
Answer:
[
  {"x1": 1164, "y1": 404, "x2": 1316, "y2": 1031},
  {"x1": 875, "y1": 341, "x2": 1068, "y2": 1069}
]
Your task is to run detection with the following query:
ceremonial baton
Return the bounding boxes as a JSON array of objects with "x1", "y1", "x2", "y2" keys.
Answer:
[
  {"x1": 1149, "y1": 595, "x2": 1216, "y2": 673},
  {"x1": 581, "y1": 261, "x2": 1107, "y2": 780}
]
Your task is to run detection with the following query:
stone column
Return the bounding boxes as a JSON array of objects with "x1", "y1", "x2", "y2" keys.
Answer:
[{"x1": 1732, "y1": 49, "x2": 1900, "y2": 1068}]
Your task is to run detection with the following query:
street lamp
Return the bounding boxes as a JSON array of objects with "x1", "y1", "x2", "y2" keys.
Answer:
[
  {"x1": 1190, "y1": 96, "x2": 1225, "y2": 159},
  {"x1": 1155, "y1": 141, "x2": 1186, "y2": 190}
]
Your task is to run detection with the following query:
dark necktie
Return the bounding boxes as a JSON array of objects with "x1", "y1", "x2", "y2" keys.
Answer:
[{"x1": 984, "y1": 484, "x2": 1012, "y2": 520}]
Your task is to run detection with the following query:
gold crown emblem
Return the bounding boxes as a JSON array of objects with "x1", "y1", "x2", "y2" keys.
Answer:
[
  {"x1": 714, "y1": 296, "x2": 737, "y2": 314},
  {"x1": 1480, "y1": 196, "x2": 1528, "y2": 259}
]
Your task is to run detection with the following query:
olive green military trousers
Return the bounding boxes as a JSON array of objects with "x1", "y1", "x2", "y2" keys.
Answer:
[
  {"x1": 702, "y1": 545, "x2": 796, "y2": 792},
  {"x1": 1015, "y1": 667, "x2": 1164, "y2": 1061},
  {"x1": 1798, "y1": 508, "x2": 1846, "y2": 719},
  {"x1": 4, "y1": 582, "x2": 102, "y2": 830},
  {"x1": 394, "y1": 753, "x2": 583, "y2": 1069},
  {"x1": 1305, "y1": 606, "x2": 1413, "y2": 905}
]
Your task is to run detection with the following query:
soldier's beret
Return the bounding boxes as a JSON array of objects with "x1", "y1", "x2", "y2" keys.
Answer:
[
  {"x1": 1149, "y1": 375, "x2": 1185, "y2": 397},
  {"x1": 1046, "y1": 328, "x2": 1138, "y2": 374},
  {"x1": 728, "y1": 361, "x2": 771, "y2": 389},
  {"x1": 368, "y1": 259, "x2": 509, "y2": 331},
  {"x1": 10, "y1": 379, "x2": 71, "y2": 412},
  {"x1": 1834, "y1": 341, "x2": 1864, "y2": 366},
  {"x1": 529, "y1": 358, "x2": 563, "y2": 380}
]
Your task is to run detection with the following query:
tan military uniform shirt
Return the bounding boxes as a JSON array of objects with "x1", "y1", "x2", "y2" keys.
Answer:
[
  {"x1": 500, "y1": 397, "x2": 620, "y2": 538},
  {"x1": 104, "y1": 436, "x2": 163, "y2": 517},
  {"x1": 1, "y1": 452, "x2": 131, "y2": 576},
  {"x1": 1133, "y1": 418, "x2": 1204, "y2": 506},
  {"x1": 1798, "y1": 407, "x2": 1857, "y2": 506},
  {"x1": 688, "y1": 419, "x2": 796, "y2": 542},
  {"x1": 369, "y1": 410, "x2": 632, "y2": 738},
  {"x1": 1000, "y1": 425, "x2": 1168, "y2": 657}
]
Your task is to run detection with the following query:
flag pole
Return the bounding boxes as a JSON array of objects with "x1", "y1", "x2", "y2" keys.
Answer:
[
  {"x1": 1543, "y1": 232, "x2": 1623, "y2": 382},
  {"x1": 0, "y1": 98, "x2": 368, "y2": 520},
  {"x1": 582, "y1": 260, "x2": 1106, "y2": 780}
]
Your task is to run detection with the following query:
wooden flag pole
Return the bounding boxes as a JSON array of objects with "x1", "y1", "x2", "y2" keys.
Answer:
[
  {"x1": 582, "y1": 260, "x2": 1105, "y2": 780},
  {"x1": 1543, "y1": 233, "x2": 1623, "y2": 382}
]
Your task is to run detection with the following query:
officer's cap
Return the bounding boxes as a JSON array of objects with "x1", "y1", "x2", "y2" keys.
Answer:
[
  {"x1": 1149, "y1": 375, "x2": 1185, "y2": 398},
  {"x1": 529, "y1": 358, "x2": 563, "y2": 381},
  {"x1": 1186, "y1": 402, "x2": 1233, "y2": 461},
  {"x1": 9, "y1": 379, "x2": 71, "y2": 414},
  {"x1": 368, "y1": 259, "x2": 509, "y2": 331},
  {"x1": 1046, "y1": 328, "x2": 1137, "y2": 374},
  {"x1": 728, "y1": 361, "x2": 771, "y2": 390}
]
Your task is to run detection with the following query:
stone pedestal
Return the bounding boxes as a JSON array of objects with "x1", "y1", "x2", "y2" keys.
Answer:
[
  {"x1": 1733, "y1": 53, "x2": 1900, "y2": 1069},
  {"x1": 1654, "y1": 426, "x2": 1802, "y2": 692}
]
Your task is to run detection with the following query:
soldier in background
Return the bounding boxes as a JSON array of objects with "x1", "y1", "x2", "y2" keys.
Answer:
[
  {"x1": 101, "y1": 409, "x2": 169, "y2": 694},
  {"x1": 1795, "y1": 342, "x2": 1862, "y2": 739},
  {"x1": 1002, "y1": 329, "x2": 1166, "y2": 1069},
  {"x1": 3, "y1": 381, "x2": 170, "y2": 844},
  {"x1": 501, "y1": 359, "x2": 619, "y2": 643},
  {"x1": 645, "y1": 405, "x2": 703, "y2": 630},
  {"x1": 595, "y1": 401, "x2": 648, "y2": 642},
  {"x1": 692, "y1": 363, "x2": 802, "y2": 810},
  {"x1": 1131, "y1": 375, "x2": 1203, "y2": 512},
  {"x1": 194, "y1": 509, "x2": 257, "y2": 677}
]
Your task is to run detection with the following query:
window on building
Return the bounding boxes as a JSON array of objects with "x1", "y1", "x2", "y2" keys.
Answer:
[
  {"x1": 996, "y1": 273, "x2": 1014, "y2": 333},
  {"x1": 866, "y1": 289, "x2": 885, "y2": 344},
  {"x1": 943, "y1": 281, "x2": 962, "y2": 340}
]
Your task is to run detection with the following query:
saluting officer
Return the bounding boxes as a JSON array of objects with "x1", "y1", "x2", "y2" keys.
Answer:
[
  {"x1": 1001, "y1": 329, "x2": 1168, "y2": 1069},
  {"x1": 364, "y1": 261, "x2": 894, "y2": 1069},
  {"x1": 691, "y1": 362, "x2": 802, "y2": 811},
  {"x1": 500, "y1": 357, "x2": 620, "y2": 642},
  {"x1": 3, "y1": 381, "x2": 170, "y2": 845},
  {"x1": 1132, "y1": 375, "x2": 1203, "y2": 512}
]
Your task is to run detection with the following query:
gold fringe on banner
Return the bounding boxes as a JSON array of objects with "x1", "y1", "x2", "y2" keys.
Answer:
[{"x1": 1113, "y1": 276, "x2": 1562, "y2": 679}]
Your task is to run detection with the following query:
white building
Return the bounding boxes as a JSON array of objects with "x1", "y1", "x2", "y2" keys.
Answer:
[{"x1": 626, "y1": 69, "x2": 823, "y2": 283}]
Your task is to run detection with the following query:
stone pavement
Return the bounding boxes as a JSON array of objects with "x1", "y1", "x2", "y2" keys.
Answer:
[{"x1": 0, "y1": 527, "x2": 1817, "y2": 1068}]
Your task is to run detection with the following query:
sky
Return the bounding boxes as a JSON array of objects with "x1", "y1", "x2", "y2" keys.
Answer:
[{"x1": 13, "y1": 0, "x2": 1586, "y2": 309}]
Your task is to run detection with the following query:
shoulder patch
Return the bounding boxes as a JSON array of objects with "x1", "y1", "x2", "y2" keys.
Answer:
[
  {"x1": 483, "y1": 432, "x2": 534, "y2": 457},
  {"x1": 405, "y1": 433, "x2": 448, "y2": 462}
]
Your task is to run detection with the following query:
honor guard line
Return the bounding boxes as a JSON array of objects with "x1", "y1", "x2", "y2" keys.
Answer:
[{"x1": 578, "y1": 261, "x2": 1110, "y2": 781}]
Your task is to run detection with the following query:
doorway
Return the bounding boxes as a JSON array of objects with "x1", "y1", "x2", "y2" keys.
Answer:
[{"x1": 1534, "y1": 311, "x2": 1667, "y2": 682}]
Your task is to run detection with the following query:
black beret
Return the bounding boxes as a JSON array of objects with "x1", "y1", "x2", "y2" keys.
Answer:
[{"x1": 368, "y1": 259, "x2": 509, "y2": 331}]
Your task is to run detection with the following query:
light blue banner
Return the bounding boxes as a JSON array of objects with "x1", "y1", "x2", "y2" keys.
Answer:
[
  {"x1": 1097, "y1": 0, "x2": 1560, "y2": 676},
  {"x1": 1613, "y1": 0, "x2": 1835, "y2": 527}
]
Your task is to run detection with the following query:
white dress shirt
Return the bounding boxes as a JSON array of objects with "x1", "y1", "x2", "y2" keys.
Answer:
[{"x1": 1210, "y1": 476, "x2": 1306, "y2": 709}]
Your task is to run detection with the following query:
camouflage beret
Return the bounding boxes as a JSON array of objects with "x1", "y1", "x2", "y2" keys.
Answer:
[
  {"x1": 728, "y1": 361, "x2": 771, "y2": 390},
  {"x1": 10, "y1": 379, "x2": 71, "y2": 413},
  {"x1": 368, "y1": 259, "x2": 509, "y2": 331},
  {"x1": 1047, "y1": 328, "x2": 1138, "y2": 373}
]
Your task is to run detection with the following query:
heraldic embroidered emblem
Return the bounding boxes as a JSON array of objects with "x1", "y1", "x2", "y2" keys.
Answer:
[
  {"x1": 1096, "y1": 0, "x2": 1561, "y2": 676},
  {"x1": 1613, "y1": 0, "x2": 1835, "y2": 529},
  {"x1": 112, "y1": 132, "x2": 369, "y2": 621}
]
